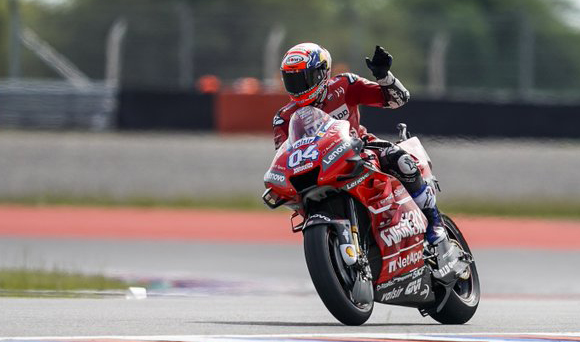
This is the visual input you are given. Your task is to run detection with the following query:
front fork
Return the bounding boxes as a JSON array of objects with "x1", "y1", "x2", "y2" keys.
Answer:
[
  {"x1": 335, "y1": 197, "x2": 363, "y2": 266},
  {"x1": 347, "y1": 197, "x2": 362, "y2": 257},
  {"x1": 346, "y1": 196, "x2": 374, "y2": 304},
  {"x1": 345, "y1": 197, "x2": 371, "y2": 279}
]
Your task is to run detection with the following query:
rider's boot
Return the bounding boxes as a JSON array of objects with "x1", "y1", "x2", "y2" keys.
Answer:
[
  {"x1": 410, "y1": 183, "x2": 445, "y2": 243},
  {"x1": 422, "y1": 207, "x2": 446, "y2": 245},
  {"x1": 411, "y1": 183, "x2": 464, "y2": 280}
]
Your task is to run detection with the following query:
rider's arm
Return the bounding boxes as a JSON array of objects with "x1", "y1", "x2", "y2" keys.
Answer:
[
  {"x1": 344, "y1": 74, "x2": 410, "y2": 109},
  {"x1": 364, "y1": 45, "x2": 410, "y2": 109},
  {"x1": 273, "y1": 110, "x2": 288, "y2": 150},
  {"x1": 345, "y1": 75, "x2": 389, "y2": 108},
  {"x1": 377, "y1": 71, "x2": 410, "y2": 109}
]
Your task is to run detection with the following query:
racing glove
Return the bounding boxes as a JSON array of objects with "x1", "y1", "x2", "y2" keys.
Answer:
[
  {"x1": 365, "y1": 45, "x2": 410, "y2": 109},
  {"x1": 365, "y1": 45, "x2": 392, "y2": 80}
]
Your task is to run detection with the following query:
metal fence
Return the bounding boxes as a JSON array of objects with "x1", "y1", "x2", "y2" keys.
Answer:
[
  {"x1": 2, "y1": 1, "x2": 580, "y2": 96},
  {"x1": 2, "y1": 1, "x2": 580, "y2": 130},
  {"x1": 0, "y1": 79, "x2": 116, "y2": 130}
]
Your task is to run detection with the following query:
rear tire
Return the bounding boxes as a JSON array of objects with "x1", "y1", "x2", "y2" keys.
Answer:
[
  {"x1": 303, "y1": 225, "x2": 373, "y2": 326},
  {"x1": 428, "y1": 214, "x2": 480, "y2": 324}
]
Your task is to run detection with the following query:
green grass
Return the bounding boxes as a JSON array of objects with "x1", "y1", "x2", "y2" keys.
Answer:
[
  {"x1": 0, "y1": 267, "x2": 131, "y2": 294},
  {"x1": 440, "y1": 199, "x2": 580, "y2": 220},
  {"x1": 0, "y1": 195, "x2": 579, "y2": 220},
  {"x1": 0, "y1": 195, "x2": 266, "y2": 210}
]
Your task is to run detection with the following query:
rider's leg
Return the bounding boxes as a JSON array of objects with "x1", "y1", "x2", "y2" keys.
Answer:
[
  {"x1": 410, "y1": 183, "x2": 446, "y2": 244},
  {"x1": 378, "y1": 143, "x2": 445, "y2": 244},
  {"x1": 378, "y1": 142, "x2": 467, "y2": 280}
]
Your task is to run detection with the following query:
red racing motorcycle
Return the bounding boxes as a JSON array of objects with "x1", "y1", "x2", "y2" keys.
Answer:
[{"x1": 263, "y1": 106, "x2": 480, "y2": 326}]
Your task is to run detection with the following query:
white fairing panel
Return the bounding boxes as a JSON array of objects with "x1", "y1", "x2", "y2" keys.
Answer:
[{"x1": 397, "y1": 137, "x2": 432, "y2": 170}]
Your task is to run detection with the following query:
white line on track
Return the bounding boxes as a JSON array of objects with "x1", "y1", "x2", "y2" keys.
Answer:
[{"x1": 3, "y1": 332, "x2": 580, "y2": 342}]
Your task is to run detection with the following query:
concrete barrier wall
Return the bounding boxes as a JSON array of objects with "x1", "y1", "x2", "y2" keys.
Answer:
[
  {"x1": 1, "y1": 132, "x2": 579, "y2": 202},
  {"x1": 116, "y1": 91, "x2": 580, "y2": 139},
  {"x1": 215, "y1": 92, "x2": 287, "y2": 134}
]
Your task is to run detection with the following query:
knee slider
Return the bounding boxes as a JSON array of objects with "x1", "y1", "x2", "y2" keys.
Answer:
[
  {"x1": 379, "y1": 145, "x2": 403, "y2": 169},
  {"x1": 396, "y1": 153, "x2": 419, "y2": 177},
  {"x1": 380, "y1": 146, "x2": 420, "y2": 180}
]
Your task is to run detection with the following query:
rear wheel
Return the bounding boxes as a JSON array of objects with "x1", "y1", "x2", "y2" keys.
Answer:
[
  {"x1": 303, "y1": 225, "x2": 373, "y2": 326},
  {"x1": 428, "y1": 214, "x2": 480, "y2": 324}
]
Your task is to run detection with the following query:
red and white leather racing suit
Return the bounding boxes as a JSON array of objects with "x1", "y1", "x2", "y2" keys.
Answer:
[{"x1": 273, "y1": 73, "x2": 386, "y2": 149}]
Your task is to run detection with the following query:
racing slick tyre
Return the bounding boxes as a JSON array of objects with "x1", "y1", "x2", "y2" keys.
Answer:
[
  {"x1": 303, "y1": 225, "x2": 373, "y2": 326},
  {"x1": 429, "y1": 214, "x2": 480, "y2": 324}
]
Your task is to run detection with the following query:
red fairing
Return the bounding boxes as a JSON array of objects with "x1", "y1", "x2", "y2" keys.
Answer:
[
  {"x1": 265, "y1": 119, "x2": 357, "y2": 206},
  {"x1": 264, "y1": 108, "x2": 429, "y2": 287},
  {"x1": 342, "y1": 161, "x2": 428, "y2": 284},
  {"x1": 362, "y1": 176, "x2": 428, "y2": 284}
]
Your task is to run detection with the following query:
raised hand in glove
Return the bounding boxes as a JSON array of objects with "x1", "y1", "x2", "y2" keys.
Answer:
[{"x1": 365, "y1": 45, "x2": 393, "y2": 80}]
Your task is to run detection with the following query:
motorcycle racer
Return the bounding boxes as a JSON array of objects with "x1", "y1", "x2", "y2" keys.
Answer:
[{"x1": 273, "y1": 43, "x2": 455, "y2": 270}]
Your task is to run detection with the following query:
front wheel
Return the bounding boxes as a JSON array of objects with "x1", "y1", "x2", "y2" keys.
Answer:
[
  {"x1": 303, "y1": 225, "x2": 373, "y2": 326},
  {"x1": 428, "y1": 214, "x2": 480, "y2": 324}
]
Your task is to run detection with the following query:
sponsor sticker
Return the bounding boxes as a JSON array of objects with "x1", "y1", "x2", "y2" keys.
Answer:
[
  {"x1": 437, "y1": 258, "x2": 459, "y2": 278},
  {"x1": 420, "y1": 284, "x2": 430, "y2": 299},
  {"x1": 284, "y1": 54, "x2": 309, "y2": 66},
  {"x1": 316, "y1": 119, "x2": 335, "y2": 138},
  {"x1": 345, "y1": 73, "x2": 358, "y2": 84},
  {"x1": 345, "y1": 246, "x2": 355, "y2": 257},
  {"x1": 376, "y1": 266, "x2": 425, "y2": 291},
  {"x1": 394, "y1": 186, "x2": 406, "y2": 197},
  {"x1": 328, "y1": 103, "x2": 349, "y2": 121},
  {"x1": 344, "y1": 171, "x2": 372, "y2": 191},
  {"x1": 342, "y1": 229, "x2": 351, "y2": 243},
  {"x1": 293, "y1": 162, "x2": 314, "y2": 174},
  {"x1": 273, "y1": 113, "x2": 284, "y2": 126},
  {"x1": 264, "y1": 170, "x2": 286, "y2": 187},
  {"x1": 380, "y1": 209, "x2": 426, "y2": 247},
  {"x1": 388, "y1": 250, "x2": 423, "y2": 273},
  {"x1": 309, "y1": 214, "x2": 331, "y2": 222},
  {"x1": 291, "y1": 137, "x2": 315, "y2": 150},
  {"x1": 404, "y1": 279, "x2": 422, "y2": 295},
  {"x1": 322, "y1": 140, "x2": 352, "y2": 170},
  {"x1": 380, "y1": 286, "x2": 403, "y2": 302}
]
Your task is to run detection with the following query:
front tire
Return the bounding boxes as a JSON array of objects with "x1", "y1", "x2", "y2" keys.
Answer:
[
  {"x1": 303, "y1": 225, "x2": 373, "y2": 326},
  {"x1": 428, "y1": 214, "x2": 480, "y2": 324}
]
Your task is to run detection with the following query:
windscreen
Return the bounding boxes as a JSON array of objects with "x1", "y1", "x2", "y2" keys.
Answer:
[{"x1": 288, "y1": 106, "x2": 331, "y2": 145}]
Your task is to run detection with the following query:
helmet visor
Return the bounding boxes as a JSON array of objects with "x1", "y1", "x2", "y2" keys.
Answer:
[{"x1": 282, "y1": 66, "x2": 325, "y2": 96}]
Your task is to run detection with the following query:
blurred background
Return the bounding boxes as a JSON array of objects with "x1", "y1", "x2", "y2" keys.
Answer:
[
  {"x1": 1, "y1": 0, "x2": 580, "y2": 209},
  {"x1": 1, "y1": 0, "x2": 580, "y2": 212}
]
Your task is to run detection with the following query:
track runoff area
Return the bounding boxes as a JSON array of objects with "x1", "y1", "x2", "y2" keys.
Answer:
[
  {"x1": 1, "y1": 206, "x2": 580, "y2": 248},
  {"x1": 1, "y1": 207, "x2": 579, "y2": 340},
  {"x1": 3, "y1": 333, "x2": 580, "y2": 342}
]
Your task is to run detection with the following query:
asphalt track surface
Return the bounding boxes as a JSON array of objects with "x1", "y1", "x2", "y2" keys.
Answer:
[{"x1": 0, "y1": 208, "x2": 579, "y2": 339}]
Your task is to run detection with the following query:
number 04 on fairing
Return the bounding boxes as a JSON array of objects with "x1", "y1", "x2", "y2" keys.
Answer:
[{"x1": 263, "y1": 106, "x2": 480, "y2": 326}]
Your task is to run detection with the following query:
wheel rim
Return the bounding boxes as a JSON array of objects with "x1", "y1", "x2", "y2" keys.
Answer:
[
  {"x1": 326, "y1": 229, "x2": 372, "y2": 311},
  {"x1": 443, "y1": 220, "x2": 480, "y2": 305}
]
